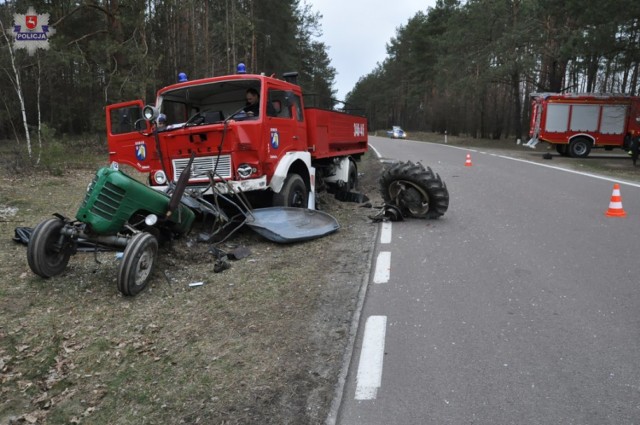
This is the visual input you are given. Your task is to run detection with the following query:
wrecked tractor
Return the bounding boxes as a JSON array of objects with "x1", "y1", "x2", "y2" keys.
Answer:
[{"x1": 27, "y1": 164, "x2": 196, "y2": 296}]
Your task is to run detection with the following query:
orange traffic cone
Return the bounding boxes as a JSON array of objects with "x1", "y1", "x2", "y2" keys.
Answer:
[
  {"x1": 605, "y1": 183, "x2": 626, "y2": 217},
  {"x1": 464, "y1": 153, "x2": 473, "y2": 167}
]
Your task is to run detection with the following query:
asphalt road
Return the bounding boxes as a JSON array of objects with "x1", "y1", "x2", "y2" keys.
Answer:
[{"x1": 336, "y1": 136, "x2": 640, "y2": 424}]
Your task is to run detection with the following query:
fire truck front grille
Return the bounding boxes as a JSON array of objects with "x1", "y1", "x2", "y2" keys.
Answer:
[
  {"x1": 173, "y1": 155, "x2": 232, "y2": 182},
  {"x1": 90, "y1": 182, "x2": 126, "y2": 220}
]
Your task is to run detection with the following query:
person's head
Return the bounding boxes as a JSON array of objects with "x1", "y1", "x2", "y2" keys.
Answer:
[
  {"x1": 246, "y1": 88, "x2": 259, "y2": 105},
  {"x1": 157, "y1": 114, "x2": 167, "y2": 127}
]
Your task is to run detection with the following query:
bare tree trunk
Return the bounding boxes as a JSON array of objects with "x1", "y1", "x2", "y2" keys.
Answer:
[
  {"x1": 250, "y1": 0, "x2": 256, "y2": 71},
  {"x1": 36, "y1": 55, "x2": 43, "y2": 165},
  {"x1": 0, "y1": 18, "x2": 32, "y2": 158},
  {"x1": 630, "y1": 62, "x2": 639, "y2": 96},
  {"x1": 232, "y1": 0, "x2": 237, "y2": 71},
  {"x1": 226, "y1": 0, "x2": 231, "y2": 73},
  {"x1": 511, "y1": 70, "x2": 522, "y2": 142}
]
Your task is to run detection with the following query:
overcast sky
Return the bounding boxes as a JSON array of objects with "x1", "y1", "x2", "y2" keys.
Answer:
[{"x1": 308, "y1": 0, "x2": 437, "y2": 101}]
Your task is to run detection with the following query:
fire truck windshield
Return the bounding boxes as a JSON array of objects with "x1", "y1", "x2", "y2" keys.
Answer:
[{"x1": 157, "y1": 79, "x2": 261, "y2": 128}]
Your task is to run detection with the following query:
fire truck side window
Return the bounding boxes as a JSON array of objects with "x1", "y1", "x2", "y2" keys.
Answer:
[
  {"x1": 110, "y1": 106, "x2": 142, "y2": 135},
  {"x1": 291, "y1": 94, "x2": 303, "y2": 122},
  {"x1": 267, "y1": 89, "x2": 291, "y2": 118},
  {"x1": 267, "y1": 90, "x2": 303, "y2": 122}
]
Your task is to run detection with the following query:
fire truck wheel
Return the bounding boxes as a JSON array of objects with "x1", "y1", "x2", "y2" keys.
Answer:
[
  {"x1": 379, "y1": 161, "x2": 449, "y2": 219},
  {"x1": 555, "y1": 145, "x2": 569, "y2": 156},
  {"x1": 117, "y1": 232, "x2": 158, "y2": 296},
  {"x1": 347, "y1": 160, "x2": 358, "y2": 191},
  {"x1": 27, "y1": 217, "x2": 72, "y2": 278},
  {"x1": 568, "y1": 137, "x2": 592, "y2": 158},
  {"x1": 273, "y1": 173, "x2": 308, "y2": 208}
]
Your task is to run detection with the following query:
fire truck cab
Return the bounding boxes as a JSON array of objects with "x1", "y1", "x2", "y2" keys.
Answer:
[{"x1": 105, "y1": 70, "x2": 368, "y2": 209}]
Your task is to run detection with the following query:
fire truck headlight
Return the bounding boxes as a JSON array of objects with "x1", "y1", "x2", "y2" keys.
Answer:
[
  {"x1": 237, "y1": 164, "x2": 254, "y2": 179},
  {"x1": 153, "y1": 170, "x2": 167, "y2": 185},
  {"x1": 143, "y1": 105, "x2": 160, "y2": 121}
]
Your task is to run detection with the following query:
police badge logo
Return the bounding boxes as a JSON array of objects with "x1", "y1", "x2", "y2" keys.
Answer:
[
  {"x1": 6, "y1": 7, "x2": 56, "y2": 55},
  {"x1": 25, "y1": 15, "x2": 38, "y2": 30}
]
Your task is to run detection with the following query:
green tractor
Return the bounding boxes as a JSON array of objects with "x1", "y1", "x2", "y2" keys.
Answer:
[{"x1": 27, "y1": 164, "x2": 196, "y2": 296}]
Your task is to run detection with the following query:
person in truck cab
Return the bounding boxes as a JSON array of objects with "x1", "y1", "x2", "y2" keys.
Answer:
[
  {"x1": 244, "y1": 88, "x2": 260, "y2": 117},
  {"x1": 157, "y1": 113, "x2": 167, "y2": 131}
]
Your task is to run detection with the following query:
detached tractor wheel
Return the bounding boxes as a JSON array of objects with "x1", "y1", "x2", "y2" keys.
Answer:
[
  {"x1": 27, "y1": 217, "x2": 72, "y2": 278},
  {"x1": 117, "y1": 232, "x2": 158, "y2": 296},
  {"x1": 273, "y1": 173, "x2": 308, "y2": 208},
  {"x1": 568, "y1": 137, "x2": 592, "y2": 158},
  {"x1": 379, "y1": 161, "x2": 449, "y2": 219}
]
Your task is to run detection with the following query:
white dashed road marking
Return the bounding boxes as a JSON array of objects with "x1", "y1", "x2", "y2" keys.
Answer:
[
  {"x1": 380, "y1": 222, "x2": 392, "y2": 244},
  {"x1": 355, "y1": 315, "x2": 388, "y2": 400},
  {"x1": 373, "y1": 252, "x2": 390, "y2": 284}
]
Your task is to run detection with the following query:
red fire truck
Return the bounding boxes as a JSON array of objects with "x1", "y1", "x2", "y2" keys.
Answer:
[
  {"x1": 525, "y1": 93, "x2": 640, "y2": 158},
  {"x1": 105, "y1": 69, "x2": 367, "y2": 209}
]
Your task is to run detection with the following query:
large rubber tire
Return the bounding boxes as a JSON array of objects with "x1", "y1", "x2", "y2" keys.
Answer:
[
  {"x1": 346, "y1": 160, "x2": 358, "y2": 191},
  {"x1": 379, "y1": 161, "x2": 449, "y2": 219},
  {"x1": 27, "y1": 217, "x2": 72, "y2": 278},
  {"x1": 568, "y1": 137, "x2": 592, "y2": 158},
  {"x1": 117, "y1": 232, "x2": 158, "y2": 296},
  {"x1": 556, "y1": 144, "x2": 569, "y2": 156},
  {"x1": 272, "y1": 173, "x2": 308, "y2": 208}
]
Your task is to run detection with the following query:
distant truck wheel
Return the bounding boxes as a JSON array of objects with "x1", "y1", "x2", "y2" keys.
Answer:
[
  {"x1": 568, "y1": 137, "x2": 592, "y2": 158},
  {"x1": 273, "y1": 173, "x2": 308, "y2": 208},
  {"x1": 117, "y1": 232, "x2": 158, "y2": 296},
  {"x1": 27, "y1": 217, "x2": 72, "y2": 278},
  {"x1": 555, "y1": 144, "x2": 569, "y2": 156},
  {"x1": 379, "y1": 161, "x2": 449, "y2": 219}
]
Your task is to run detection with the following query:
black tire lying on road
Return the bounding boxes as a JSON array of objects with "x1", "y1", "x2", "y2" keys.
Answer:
[{"x1": 379, "y1": 161, "x2": 449, "y2": 219}]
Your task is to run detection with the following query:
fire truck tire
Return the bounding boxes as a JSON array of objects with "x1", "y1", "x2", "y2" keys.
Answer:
[
  {"x1": 379, "y1": 161, "x2": 449, "y2": 219},
  {"x1": 117, "y1": 232, "x2": 158, "y2": 296},
  {"x1": 27, "y1": 217, "x2": 72, "y2": 278},
  {"x1": 555, "y1": 144, "x2": 569, "y2": 156},
  {"x1": 273, "y1": 173, "x2": 308, "y2": 208},
  {"x1": 347, "y1": 160, "x2": 358, "y2": 191},
  {"x1": 568, "y1": 137, "x2": 592, "y2": 158}
]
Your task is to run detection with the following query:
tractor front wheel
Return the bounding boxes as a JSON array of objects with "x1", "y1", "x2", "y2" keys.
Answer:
[{"x1": 117, "y1": 232, "x2": 158, "y2": 296}]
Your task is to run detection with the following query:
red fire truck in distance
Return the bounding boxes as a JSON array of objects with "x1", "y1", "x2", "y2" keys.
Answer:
[
  {"x1": 105, "y1": 69, "x2": 367, "y2": 209},
  {"x1": 525, "y1": 93, "x2": 640, "y2": 158}
]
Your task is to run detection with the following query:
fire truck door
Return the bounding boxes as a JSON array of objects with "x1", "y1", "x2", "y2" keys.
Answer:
[
  {"x1": 106, "y1": 100, "x2": 158, "y2": 171},
  {"x1": 265, "y1": 90, "x2": 306, "y2": 154}
]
